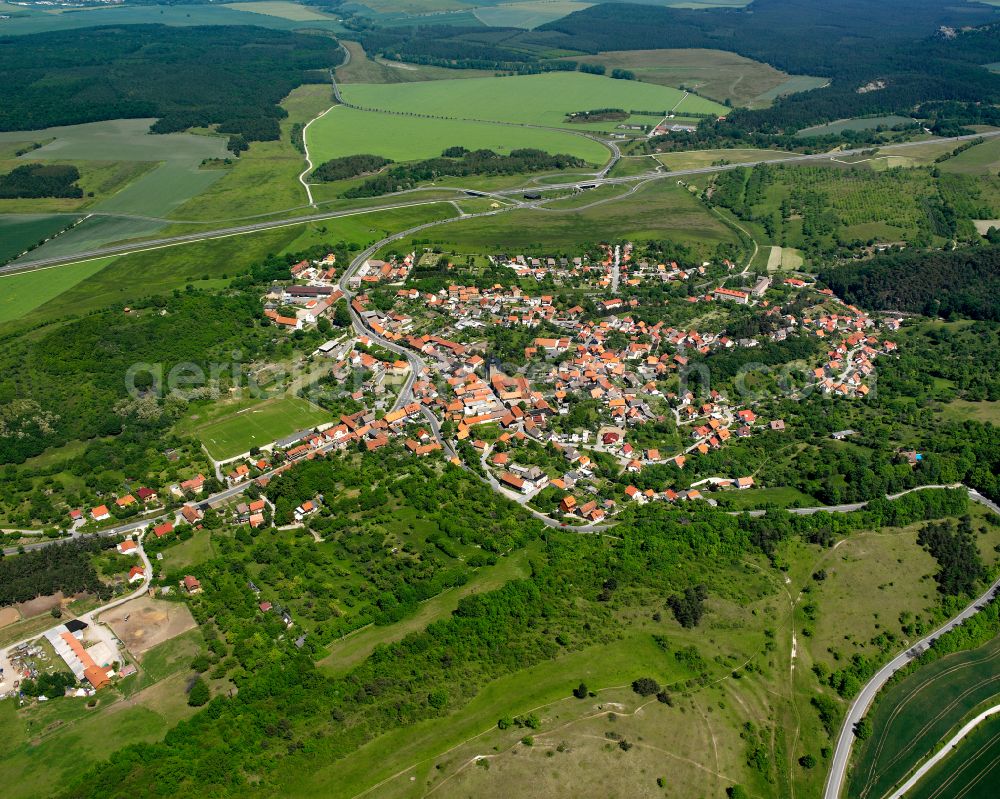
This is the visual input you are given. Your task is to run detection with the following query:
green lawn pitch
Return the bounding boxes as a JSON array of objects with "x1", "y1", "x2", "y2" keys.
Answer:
[{"x1": 194, "y1": 396, "x2": 330, "y2": 460}]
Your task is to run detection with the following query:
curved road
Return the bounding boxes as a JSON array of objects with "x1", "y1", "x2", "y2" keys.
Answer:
[{"x1": 823, "y1": 487, "x2": 1000, "y2": 799}]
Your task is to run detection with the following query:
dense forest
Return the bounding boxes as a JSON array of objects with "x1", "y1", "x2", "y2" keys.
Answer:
[
  {"x1": 0, "y1": 537, "x2": 115, "y2": 606},
  {"x1": 819, "y1": 244, "x2": 1000, "y2": 322},
  {"x1": 0, "y1": 164, "x2": 82, "y2": 199},
  {"x1": 0, "y1": 25, "x2": 343, "y2": 141},
  {"x1": 339, "y1": 148, "x2": 587, "y2": 197}
]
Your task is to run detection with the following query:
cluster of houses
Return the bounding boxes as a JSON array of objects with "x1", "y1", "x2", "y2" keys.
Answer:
[
  {"x1": 346, "y1": 255, "x2": 414, "y2": 289},
  {"x1": 263, "y1": 253, "x2": 343, "y2": 330}
]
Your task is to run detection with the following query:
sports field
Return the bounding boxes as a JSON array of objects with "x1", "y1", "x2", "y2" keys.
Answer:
[
  {"x1": 564, "y1": 49, "x2": 823, "y2": 108},
  {"x1": 340, "y1": 72, "x2": 728, "y2": 130},
  {"x1": 194, "y1": 396, "x2": 330, "y2": 460},
  {"x1": 849, "y1": 634, "x2": 1000, "y2": 799},
  {"x1": 906, "y1": 713, "x2": 1000, "y2": 799},
  {"x1": 307, "y1": 106, "x2": 610, "y2": 164}
]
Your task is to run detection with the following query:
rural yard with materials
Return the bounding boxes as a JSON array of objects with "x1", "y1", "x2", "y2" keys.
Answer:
[{"x1": 102, "y1": 596, "x2": 197, "y2": 658}]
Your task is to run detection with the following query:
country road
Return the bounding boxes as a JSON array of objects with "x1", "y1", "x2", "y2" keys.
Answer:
[{"x1": 822, "y1": 486, "x2": 1000, "y2": 799}]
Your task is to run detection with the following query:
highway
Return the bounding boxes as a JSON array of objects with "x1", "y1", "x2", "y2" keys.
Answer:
[
  {"x1": 5, "y1": 129, "x2": 996, "y2": 277},
  {"x1": 822, "y1": 486, "x2": 1000, "y2": 799}
]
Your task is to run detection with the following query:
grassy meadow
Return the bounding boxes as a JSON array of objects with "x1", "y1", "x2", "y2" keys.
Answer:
[
  {"x1": 0, "y1": 200, "x2": 457, "y2": 335},
  {"x1": 795, "y1": 115, "x2": 917, "y2": 138},
  {"x1": 0, "y1": 256, "x2": 115, "y2": 323},
  {"x1": 307, "y1": 106, "x2": 611, "y2": 164},
  {"x1": 335, "y1": 41, "x2": 497, "y2": 84},
  {"x1": 341, "y1": 71, "x2": 729, "y2": 130},
  {"x1": 564, "y1": 48, "x2": 825, "y2": 108},
  {"x1": 390, "y1": 179, "x2": 738, "y2": 257}
]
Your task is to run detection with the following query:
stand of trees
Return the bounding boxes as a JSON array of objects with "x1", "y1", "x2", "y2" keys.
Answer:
[
  {"x1": 311, "y1": 154, "x2": 393, "y2": 182},
  {"x1": 0, "y1": 25, "x2": 344, "y2": 143},
  {"x1": 0, "y1": 537, "x2": 116, "y2": 606},
  {"x1": 819, "y1": 244, "x2": 1000, "y2": 322},
  {"x1": 339, "y1": 148, "x2": 586, "y2": 197},
  {"x1": 916, "y1": 517, "x2": 985, "y2": 597},
  {"x1": 0, "y1": 164, "x2": 82, "y2": 199}
]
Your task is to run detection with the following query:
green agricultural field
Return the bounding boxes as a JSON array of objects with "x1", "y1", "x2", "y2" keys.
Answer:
[
  {"x1": 0, "y1": 256, "x2": 115, "y2": 323},
  {"x1": 849, "y1": 634, "x2": 1000, "y2": 799},
  {"x1": 223, "y1": 1, "x2": 339, "y2": 21},
  {"x1": 170, "y1": 83, "x2": 334, "y2": 222},
  {"x1": 939, "y1": 136, "x2": 1000, "y2": 175},
  {"x1": 563, "y1": 49, "x2": 824, "y2": 108},
  {"x1": 403, "y1": 179, "x2": 738, "y2": 256},
  {"x1": 0, "y1": 2, "x2": 344, "y2": 35},
  {"x1": 10, "y1": 215, "x2": 168, "y2": 265},
  {"x1": 307, "y1": 106, "x2": 610, "y2": 164},
  {"x1": 0, "y1": 159, "x2": 154, "y2": 214},
  {"x1": 193, "y1": 396, "x2": 330, "y2": 460},
  {"x1": 0, "y1": 200, "x2": 457, "y2": 332},
  {"x1": 473, "y1": 0, "x2": 593, "y2": 29},
  {"x1": 0, "y1": 119, "x2": 226, "y2": 164},
  {"x1": 795, "y1": 115, "x2": 917, "y2": 138},
  {"x1": 0, "y1": 119, "x2": 231, "y2": 261},
  {"x1": 341, "y1": 72, "x2": 729, "y2": 130},
  {"x1": 905, "y1": 713, "x2": 1000, "y2": 799},
  {"x1": 0, "y1": 214, "x2": 78, "y2": 265}
]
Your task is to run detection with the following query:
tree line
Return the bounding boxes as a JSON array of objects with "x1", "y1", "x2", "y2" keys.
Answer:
[{"x1": 338, "y1": 148, "x2": 587, "y2": 198}]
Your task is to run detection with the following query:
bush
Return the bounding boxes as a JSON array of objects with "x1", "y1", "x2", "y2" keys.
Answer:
[
  {"x1": 632, "y1": 677, "x2": 661, "y2": 696},
  {"x1": 573, "y1": 682, "x2": 588, "y2": 699},
  {"x1": 187, "y1": 676, "x2": 210, "y2": 707}
]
